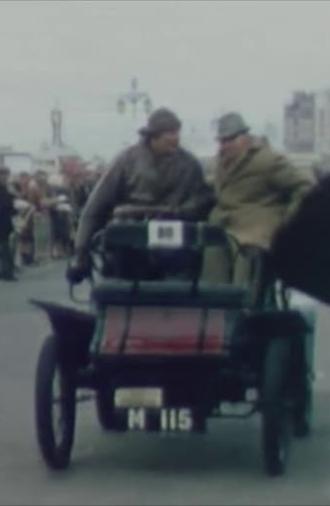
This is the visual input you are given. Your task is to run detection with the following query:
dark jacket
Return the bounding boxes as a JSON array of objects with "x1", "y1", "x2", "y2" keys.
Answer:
[
  {"x1": 0, "y1": 184, "x2": 15, "y2": 240},
  {"x1": 271, "y1": 173, "x2": 330, "y2": 304},
  {"x1": 75, "y1": 142, "x2": 215, "y2": 251}
]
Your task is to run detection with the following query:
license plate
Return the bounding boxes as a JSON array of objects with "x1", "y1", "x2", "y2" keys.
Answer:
[
  {"x1": 114, "y1": 388, "x2": 163, "y2": 408},
  {"x1": 126, "y1": 407, "x2": 194, "y2": 432}
]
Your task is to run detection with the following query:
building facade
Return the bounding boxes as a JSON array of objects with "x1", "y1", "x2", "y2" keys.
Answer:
[
  {"x1": 0, "y1": 146, "x2": 34, "y2": 175},
  {"x1": 314, "y1": 89, "x2": 330, "y2": 156},
  {"x1": 284, "y1": 92, "x2": 315, "y2": 153},
  {"x1": 284, "y1": 89, "x2": 330, "y2": 158}
]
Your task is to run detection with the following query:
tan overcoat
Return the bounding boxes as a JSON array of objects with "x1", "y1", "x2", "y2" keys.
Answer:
[{"x1": 208, "y1": 141, "x2": 314, "y2": 250}]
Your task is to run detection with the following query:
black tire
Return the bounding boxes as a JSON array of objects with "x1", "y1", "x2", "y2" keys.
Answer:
[
  {"x1": 35, "y1": 336, "x2": 76, "y2": 470},
  {"x1": 291, "y1": 335, "x2": 313, "y2": 438},
  {"x1": 262, "y1": 337, "x2": 292, "y2": 477},
  {"x1": 293, "y1": 385, "x2": 312, "y2": 438}
]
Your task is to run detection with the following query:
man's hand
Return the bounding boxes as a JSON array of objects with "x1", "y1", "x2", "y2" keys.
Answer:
[{"x1": 66, "y1": 252, "x2": 92, "y2": 284}]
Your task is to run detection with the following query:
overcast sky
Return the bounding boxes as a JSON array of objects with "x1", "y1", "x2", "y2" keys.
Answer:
[{"x1": 1, "y1": 0, "x2": 330, "y2": 159}]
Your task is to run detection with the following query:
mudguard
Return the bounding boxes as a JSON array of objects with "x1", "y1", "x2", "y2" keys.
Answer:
[{"x1": 30, "y1": 299, "x2": 95, "y2": 367}]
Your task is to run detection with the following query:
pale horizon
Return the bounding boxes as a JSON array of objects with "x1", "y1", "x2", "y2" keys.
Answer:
[{"x1": 0, "y1": 1, "x2": 329, "y2": 160}]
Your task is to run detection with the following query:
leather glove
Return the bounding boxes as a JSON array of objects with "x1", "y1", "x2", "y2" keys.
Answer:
[{"x1": 66, "y1": 253, "x2": 92, "y2": 284}]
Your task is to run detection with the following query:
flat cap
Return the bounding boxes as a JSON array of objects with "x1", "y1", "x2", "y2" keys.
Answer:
[
  {"x1": 139, "y1": 107, "x2": 181, "y2": 136},
  {"x1": 217, "y1": 112, "x2": 250, "y2": 140}
]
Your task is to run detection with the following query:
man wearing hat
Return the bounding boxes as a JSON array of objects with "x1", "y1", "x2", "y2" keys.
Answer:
[
  {"x1": 202, "y1": 111, "x2": 314, "y2": 289},
  {"x1": 70, "y1": 107, "x2": 215, "y2": 280},
  {"x1": 0, "y1": 166, "x2": 17, "y2": 280}
]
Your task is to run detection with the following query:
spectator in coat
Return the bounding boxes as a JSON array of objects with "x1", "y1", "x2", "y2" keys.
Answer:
[{"x1": 0, "y1": 166, "x2": 17, "y2": 280}]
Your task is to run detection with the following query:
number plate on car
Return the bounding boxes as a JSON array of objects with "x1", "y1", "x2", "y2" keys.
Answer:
[
  {"x1": 126, "y1": 407, "x2": 194, "y2": 432},
  {"x1": 148, "y1": 220, "x2": 183, "y2": 248}
]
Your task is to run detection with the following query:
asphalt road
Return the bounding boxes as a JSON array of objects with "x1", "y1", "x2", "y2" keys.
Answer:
[{"x1": 1, "y1": 260, "x2": 330, "y2": 505}]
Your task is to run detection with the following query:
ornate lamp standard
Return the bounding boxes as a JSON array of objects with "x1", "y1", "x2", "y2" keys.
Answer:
[{"x1": 117, "y1": 77, "x2": 153, "y2": 118}]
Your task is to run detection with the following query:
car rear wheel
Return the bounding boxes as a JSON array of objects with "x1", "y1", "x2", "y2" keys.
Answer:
[
  {"x1": 262, "y1": 337, "x2": 292, "y2": 476},
  {"x1": 291, "y1": 334, "x2": 313, "y2": 438}
]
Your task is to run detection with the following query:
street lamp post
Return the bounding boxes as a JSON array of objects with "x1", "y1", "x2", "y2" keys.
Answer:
[{"x1": 117, "y1": 77, "x2": 153, "y2": 118}]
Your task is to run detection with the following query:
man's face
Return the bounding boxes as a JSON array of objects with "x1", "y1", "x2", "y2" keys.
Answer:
[
  {"x1": 218, "y1": 133, "x2": 250, "y2": 164},
  {"x1": 150, "y1": 129, "x2": 180, "y2": 155}
]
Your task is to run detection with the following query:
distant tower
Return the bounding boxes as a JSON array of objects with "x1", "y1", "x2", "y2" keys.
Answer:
[
  {"x1": 50, "y1": 105, "x2": 63, "y2": 147},
  {"x1": 284, "y1": 92, "x2": 315, "y2": 153}
]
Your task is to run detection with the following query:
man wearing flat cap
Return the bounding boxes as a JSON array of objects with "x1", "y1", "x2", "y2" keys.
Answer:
[
  {"x1": 71, "y1": 107, "x2": 214, "y2": 277},
  {"x1": 202, "y1": 111, "x2": 315, "y2": 289}
]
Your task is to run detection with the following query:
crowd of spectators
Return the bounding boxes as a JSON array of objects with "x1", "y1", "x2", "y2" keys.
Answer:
[{"x1": 0, "y1": 163, "x2": 102, "y2": 280}]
